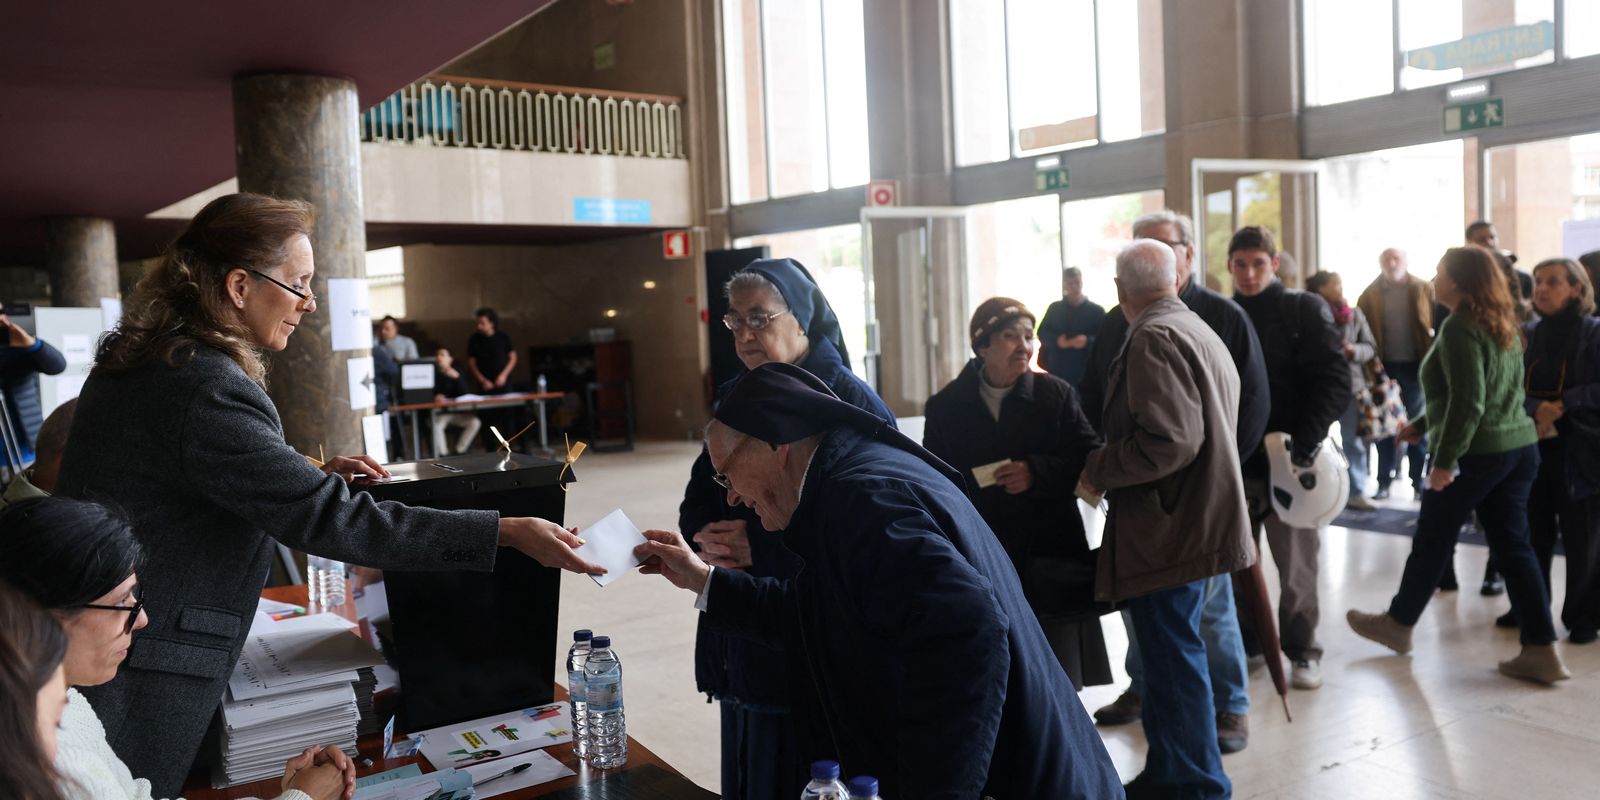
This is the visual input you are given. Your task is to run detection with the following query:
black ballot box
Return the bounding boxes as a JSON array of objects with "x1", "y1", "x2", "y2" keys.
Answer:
[{"x1": 355, "y1": 452, "x2": 570, "y2": 732}]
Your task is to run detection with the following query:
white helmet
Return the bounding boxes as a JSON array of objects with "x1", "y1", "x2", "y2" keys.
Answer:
[{"x1": 1264, "y1": 432, "x2": 1349, "y2": 529}]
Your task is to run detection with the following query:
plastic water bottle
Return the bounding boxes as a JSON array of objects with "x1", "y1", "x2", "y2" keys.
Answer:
[
  {"x1": 801, "y1": 760, "x2": 849, "y2": 800},
  {"x1": 847, "y1": 776, "x2": 881, "y2": 799},
  {"x1": 583, "y1": 636, "x2": 627, "y2": 769},
  {"x1": 305, "y1": 555, "x2": 347, "y2": 611},
  {"x1": 566, "y1": 630, "x2": 593, "y2": 760}
]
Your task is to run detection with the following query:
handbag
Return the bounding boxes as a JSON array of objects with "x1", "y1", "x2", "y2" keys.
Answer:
[{"x1": 1356, "y1": 360, "x2": 1408, "y2": 444}]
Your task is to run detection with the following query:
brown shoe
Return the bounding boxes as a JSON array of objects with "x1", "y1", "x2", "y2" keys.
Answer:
[
  {"x1": 1498, "y1": 644, "x2": 1572, "y2": 685},
  {"x1": 1093, "y1": 688, "x2": 1141, "y2": 726},
  {"x1": 1347, "y1": 609, "x2": 1414, "y2": 654},
  {"x1": 1216, "y1": 711, "x2": 1248, "y2": 754}
]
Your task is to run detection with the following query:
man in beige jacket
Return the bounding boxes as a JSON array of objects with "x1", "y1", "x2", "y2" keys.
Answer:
[{"x1": 1079, "y1": 239, "x2": 1254, "y2": 800}]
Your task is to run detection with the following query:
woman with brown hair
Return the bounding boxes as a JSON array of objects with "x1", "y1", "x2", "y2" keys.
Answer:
[
  {"x1": 0, "y1": 581, "x2": 70, "y2": 800},
  {"x1": 1347, "y1": 245, "x2": 1570, "y2": 684},
  {"x1": 54, "y1": 193, "x2": 605, "y2": 795}
]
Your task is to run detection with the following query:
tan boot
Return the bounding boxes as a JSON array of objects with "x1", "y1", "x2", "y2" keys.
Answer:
[
  {"x1": 1347, "y1": 609, "x2": 1414, "y2": 654},
  {"x1": 1498, "y1": 644, "x2": 1572, "y2": 685}
]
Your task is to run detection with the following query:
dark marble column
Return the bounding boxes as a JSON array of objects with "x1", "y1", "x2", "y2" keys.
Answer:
[
  {"x1": 45, "y1": 217, "x2": 119, "y2": 307},
  {"x1": 233, "y1": 74, "x2": 368, "y2": 455}
]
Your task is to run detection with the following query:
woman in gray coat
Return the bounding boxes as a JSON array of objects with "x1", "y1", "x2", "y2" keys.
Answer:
[
  {"x1": 1309, "y1": 271, "x2": 1378, "y2": 508},
  {"x1": 55, "y1": 193, "x2": 604, "y2": 796}
]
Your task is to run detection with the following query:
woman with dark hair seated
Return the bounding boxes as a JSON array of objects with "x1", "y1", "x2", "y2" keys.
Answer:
[
  {"x1": 0, "y1": 497, "x2": 353, "y2": 800},
  {"x1": 0, "y1": 581, "x2": 70, "y2": 800}
]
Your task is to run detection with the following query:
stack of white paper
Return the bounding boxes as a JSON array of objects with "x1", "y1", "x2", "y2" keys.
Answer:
[{"x1": 214, "y1": 611, "x2": 385, "y2": 787}]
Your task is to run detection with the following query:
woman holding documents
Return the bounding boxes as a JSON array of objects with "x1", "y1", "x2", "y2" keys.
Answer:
[
  {"x1": 923, "y1": 297, "x2": 1111, "y2": 689},
  {"x1": 0, "y1": 496, "x2": 353, "y2": 800},
  {"x1": 678, "y1": 258, "x2": 893, "y2": 800},
  {"x1": 53, "y1": 193, "x2": 605, "y2": 796}
]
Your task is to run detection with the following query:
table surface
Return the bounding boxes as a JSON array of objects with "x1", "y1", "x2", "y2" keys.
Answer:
[
  {"x1": 390, "y1": 391, "x2": 563, "y2": 413},
  {"x1": 181, "y1": 586, "x2": 700, "y2": 800}
]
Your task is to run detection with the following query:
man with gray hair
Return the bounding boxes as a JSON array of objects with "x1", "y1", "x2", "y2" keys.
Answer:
[
  {"x1": 1079, "y1": 211, "x2": 1264, "y2": 754},
  {"x1": 1079, "y1": 239, "x2": 1252, "y2": 798}
]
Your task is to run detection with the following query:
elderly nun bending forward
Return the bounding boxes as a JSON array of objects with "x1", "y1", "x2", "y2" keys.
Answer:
[
  {"x1": 923, "y1": 296, "x2": 1110, "y2": 689},
  {"x1": 677, "y1": 258, "x2": 893, "y2": 800},
  {"x1": 56, "y1": 194, "x2": 605, "y2": 796}
]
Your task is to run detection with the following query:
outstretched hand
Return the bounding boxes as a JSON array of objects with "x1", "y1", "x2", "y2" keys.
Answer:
[
  {"x1": 635, "y1": 529, "x2": 712, "y2": 593},
  {"x1": 501, "y1": 517, "x2": 607, "y2": 576}
]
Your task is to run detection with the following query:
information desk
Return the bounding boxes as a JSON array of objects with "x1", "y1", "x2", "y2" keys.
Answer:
[
  {"x1": 389, "y1": 391, "x2": 564, "y2": 458},
  {"x1": 182, "y1": 585, "x2": 713, "y2": 800}
]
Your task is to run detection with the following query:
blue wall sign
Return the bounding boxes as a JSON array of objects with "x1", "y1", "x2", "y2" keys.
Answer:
[{"x1": 574, "y1": 198, "x2": 654, "y2": 225}]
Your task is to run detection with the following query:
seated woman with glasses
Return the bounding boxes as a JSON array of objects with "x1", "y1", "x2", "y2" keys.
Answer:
[
  {"x1": 680, "y1": 258, "x2": 894, "y2": 800},
  {"x1": 0, "y1": 581, "x2": 71, "y2": 800},
  {"x1": 0, "y1": 497, "x2": 354, "y2": 800},
  {"x1": 53, "y1": 193, "x2": 604, "y2": 795}
]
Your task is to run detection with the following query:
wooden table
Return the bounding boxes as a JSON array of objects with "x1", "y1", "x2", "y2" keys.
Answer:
[
  {"x1": 182, "y1": 586, "x2": 708, "y2": 800},
  {"x1": 389, "y1": 391, "x2": 565, "y2": 458}
]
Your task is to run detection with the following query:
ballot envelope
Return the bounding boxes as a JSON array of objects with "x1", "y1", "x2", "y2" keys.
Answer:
[{"x1": 356, "y1": 452, "x2": 570, "y2": 732}]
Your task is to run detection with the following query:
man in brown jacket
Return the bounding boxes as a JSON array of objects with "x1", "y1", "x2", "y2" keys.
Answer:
[
  {"x1": 1356, "y1": 248, "x2": 1434, "y2": 501},
  {"x1": 1080, "y1": 239, "x2": 1254, "y2": 800}
]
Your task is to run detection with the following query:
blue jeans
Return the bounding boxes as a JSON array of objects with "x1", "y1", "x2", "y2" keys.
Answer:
[
  {"x1": 1339, "y1": 398, "x2": 1369, "y2": 496},
  {"x1": 1388, "y1": 445, "x2": 1557, "y2": 645},
  {"x1": 1377, "y1": 361, "x2": 1426, "y2": 492},
  {"x1": 1125, "y1": 580, "x2": 1231, "y2": 798},
  {"x1": 1126, "y1": 573, "x2": 1250, "y2": 715}
]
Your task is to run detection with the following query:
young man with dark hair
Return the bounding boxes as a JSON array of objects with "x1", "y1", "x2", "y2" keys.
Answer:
[{"x1": 1227, "y1": 226, "x2": 1350, "y2": 691}]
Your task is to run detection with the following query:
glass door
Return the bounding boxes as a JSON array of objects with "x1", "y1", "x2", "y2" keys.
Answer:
[
  {"x1": 1190, "y1": 159, "x2": 1323, "y2": 291},
  {"x1": 861, "y1": 207, "x2": 972, "y2": 418}
]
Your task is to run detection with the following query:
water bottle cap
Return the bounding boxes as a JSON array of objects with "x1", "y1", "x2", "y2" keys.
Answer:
[
  {"x1": 847, "y1": 776, "x2": 879, "y2": 796},
  {"x1": 591, "y1": 635, "x2": 611, "y2": 648},
  {"x1": 573, "y1": 629, "x2": 592, "y2": 642},
  {"x1": 809, "y1": 760, "x2": 840, "y2": 780}
]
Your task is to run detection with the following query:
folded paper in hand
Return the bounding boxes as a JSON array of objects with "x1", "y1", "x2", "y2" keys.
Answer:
[
  {"x1": 972, "y1": 459, "x2": 1011, "y2": 489},
  {"x1": 576, "y1": 508, "x2": 647, "y2": 587}
]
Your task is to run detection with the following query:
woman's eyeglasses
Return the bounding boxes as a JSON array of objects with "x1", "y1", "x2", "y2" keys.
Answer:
[
  {"x1": 76, "y1": 596, "x2": 144, "y2": 635},
  {"x1": 246, "y1": 268, "x2": 318, "y2": 308},
  {"x1": 722, "y1": 309, "x2": 790, "y2": 332}
]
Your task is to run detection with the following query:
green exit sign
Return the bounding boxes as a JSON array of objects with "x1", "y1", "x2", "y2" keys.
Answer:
[
  {"x1": 1444, "y1": 97, "x2": 1504, "y2": 133},
  {"x1": 1035, "y1": 166, "x2": 1070, "y2": 192}
]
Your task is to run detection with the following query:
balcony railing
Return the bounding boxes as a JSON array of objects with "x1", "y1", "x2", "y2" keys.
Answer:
[{"x1": 361, "y1": 74, "x2": 685, "y2": 159}]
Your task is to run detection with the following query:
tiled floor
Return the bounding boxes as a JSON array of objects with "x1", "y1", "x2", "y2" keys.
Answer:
[{"x1": 559, "y1": 441, "x2": 1600, "y2": 798}]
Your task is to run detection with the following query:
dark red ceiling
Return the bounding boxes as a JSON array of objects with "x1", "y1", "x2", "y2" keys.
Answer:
[{"x1": 0, "y1": 0, "x2": 555, "y2": 258}]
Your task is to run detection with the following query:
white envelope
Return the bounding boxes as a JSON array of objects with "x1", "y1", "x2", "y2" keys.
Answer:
[
  {"x1": 972, "y1": 459, "x2": 1012, "y2": 489},
  {"x1": 575, "y1": 509, "x2": 648, "y2": 587}
]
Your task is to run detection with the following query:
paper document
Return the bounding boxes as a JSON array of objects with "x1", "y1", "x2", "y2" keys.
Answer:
[
  {"x1": 972, "y1": 459, "x2": 1011, "y2": 489},
  {"x1": 413, "y1": 703, "x2": 572, "y2": 770},
  {"x1": 462, "y1": 750, "x2": 575, "y2": 798},
  {"x1": 576, "y1": 508, "x2": 648, "y2": 587}
]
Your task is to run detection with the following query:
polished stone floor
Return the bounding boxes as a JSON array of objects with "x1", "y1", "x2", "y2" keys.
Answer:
[{"x1": 559, "y1": 441, "x2": 1600, "y2": 798}]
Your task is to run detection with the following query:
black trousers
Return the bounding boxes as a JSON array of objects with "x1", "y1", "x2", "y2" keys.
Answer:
[{"x1": 1527, "y1": 438, "x2": 1600, "y2": 632}]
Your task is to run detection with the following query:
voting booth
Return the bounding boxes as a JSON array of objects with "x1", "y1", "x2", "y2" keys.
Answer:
[{"x1": 356, "y1": 452, "x2": 570, "y2": 732}]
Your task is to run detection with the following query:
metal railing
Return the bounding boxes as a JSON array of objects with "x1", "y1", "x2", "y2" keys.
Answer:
[{"x1": 361, "y1": 74, "x2": 685, "y2": 159}]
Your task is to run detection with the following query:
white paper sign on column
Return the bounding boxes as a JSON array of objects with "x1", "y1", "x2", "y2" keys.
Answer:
[
  {"x1": 61, "y1": 334, "x2": 92, "y2": 365},
  {"x1": 100, "y1": 298, "x2": 123, "y2": 330},
  {"x1": 361, "y1": 414, "x2": 389, "y2": 465},
  {"x1": 327, "y1": 279, "x2": 373, "y2": 352},
  {"x1": 347, "y1": 356, "x2": 376, "y2": 410}
]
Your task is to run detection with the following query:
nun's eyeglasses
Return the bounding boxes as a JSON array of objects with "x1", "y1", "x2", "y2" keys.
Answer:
[{"x1": 723, "y1": 309, "x2": 791, "y2": 332}]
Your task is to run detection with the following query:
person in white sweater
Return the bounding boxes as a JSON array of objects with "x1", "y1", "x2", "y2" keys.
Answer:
[{"x1": 0, "y1": 497, "x2": 353, "y2": 800}]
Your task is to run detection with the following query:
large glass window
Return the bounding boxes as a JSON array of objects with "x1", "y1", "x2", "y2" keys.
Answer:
[
  {"x1": 723, "y1": 0, "x2": 870, "y2": 202},
  {"x1": 1400, "y1": 0, "x2": 1554, "y2": 91},
  {"x1": 1320, "y1": 140, "x2": 1467, "y2": 293},
  {"x1": 952, "y1": 0, "x2": 1164, "y2": 166},
  {"x1": 967, "y1": 195, "x2": 1063, "y2": 324},
  {"x1": 1569, "y1": 0, "x2": 1600, "y2": 58},
  {"x1": 1486, "y1": 132, "x2": 1600, "y2": 264},
  {"x1": 1303, "y1": 0, "x2": 1394, "y2": 106},
  {"x1": 1061, "y1": 190, "x2": 1166, "y2": 307}
]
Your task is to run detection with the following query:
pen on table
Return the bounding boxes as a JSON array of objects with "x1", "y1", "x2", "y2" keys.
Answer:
[{"x1": 472, "y1": 761, "x2": 532, "y2": 788}]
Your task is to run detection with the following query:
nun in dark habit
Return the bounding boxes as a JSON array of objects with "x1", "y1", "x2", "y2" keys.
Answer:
[
  {"x1": 641, "y1": 362, "x2": 1124, "y2": 800},
  {"x1": 677, "y1": 258, "x2": 894, "y2": 799}
]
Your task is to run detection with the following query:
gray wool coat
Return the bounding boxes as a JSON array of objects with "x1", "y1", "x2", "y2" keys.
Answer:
[
  {"x1": 56, "y1": 346, "x2": 500, "y2": 796},
  {"x1": 1084, "y1": 296, "x2": 1255, "y2": 602}
]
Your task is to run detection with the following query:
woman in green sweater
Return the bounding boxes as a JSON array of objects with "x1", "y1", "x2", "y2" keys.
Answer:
[{"x1": 1347, "y1": 245, "x2": 1570, "y2": 684}]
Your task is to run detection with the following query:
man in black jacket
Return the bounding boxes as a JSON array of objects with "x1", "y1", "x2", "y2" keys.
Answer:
[
  {"x1": 1227, "y1": 226, "x2": 1351, "y2": 692},
  {"x1": 1079, "y1": 211, "x2": 1265, "y2": 753}
]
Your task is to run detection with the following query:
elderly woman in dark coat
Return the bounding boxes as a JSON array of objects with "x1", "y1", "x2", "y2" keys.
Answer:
[
  {"x1": 678, "y1": 258, "x2": 893, "y2": 800},
  {"x1": 54, "y1": 193, "x2": 604, "y2": 796},
  {"x1": 923, "y1": 297, "x2": 1110, "y2": 689}
]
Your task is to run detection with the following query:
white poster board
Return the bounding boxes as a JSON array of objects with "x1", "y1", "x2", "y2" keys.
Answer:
[
  {"x1": 347, "y1": 356, "x2": 376, "y2": 410},
  {"x1": 1563, "y1": 218, "x2": 1600, "y2": 260},
  {"x1": 34, "y1": 307, "x2": 106, "y2": 417},
  {"x1": 327, "y1": 279, "x2": 373, "y2": 352}
]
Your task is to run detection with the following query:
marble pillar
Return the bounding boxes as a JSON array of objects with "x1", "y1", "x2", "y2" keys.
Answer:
[
  {"x1": 45, "y1": 217, "x2": 119, "y2": 307},
  {"x1": 233, "y1": 74, "x2": 368, "y2": 456}
]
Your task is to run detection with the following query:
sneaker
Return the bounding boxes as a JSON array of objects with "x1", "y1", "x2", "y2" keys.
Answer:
[
  {"x1": 1093, "y1": 688, "x2": 1141, "y2": 726},
  {"x1": 1290, "y1": 659, "x2": 1323, "y2": 690},
  {"x1": 1216, "y1": 711, "x2": 1249, "y2": 754},
  {"x1": 1346, "y1": 494, "x2": 1376, "y2": 511},
  {"x1": 1373, "y1": 487, "x2": 1391, "y2": 500}
]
